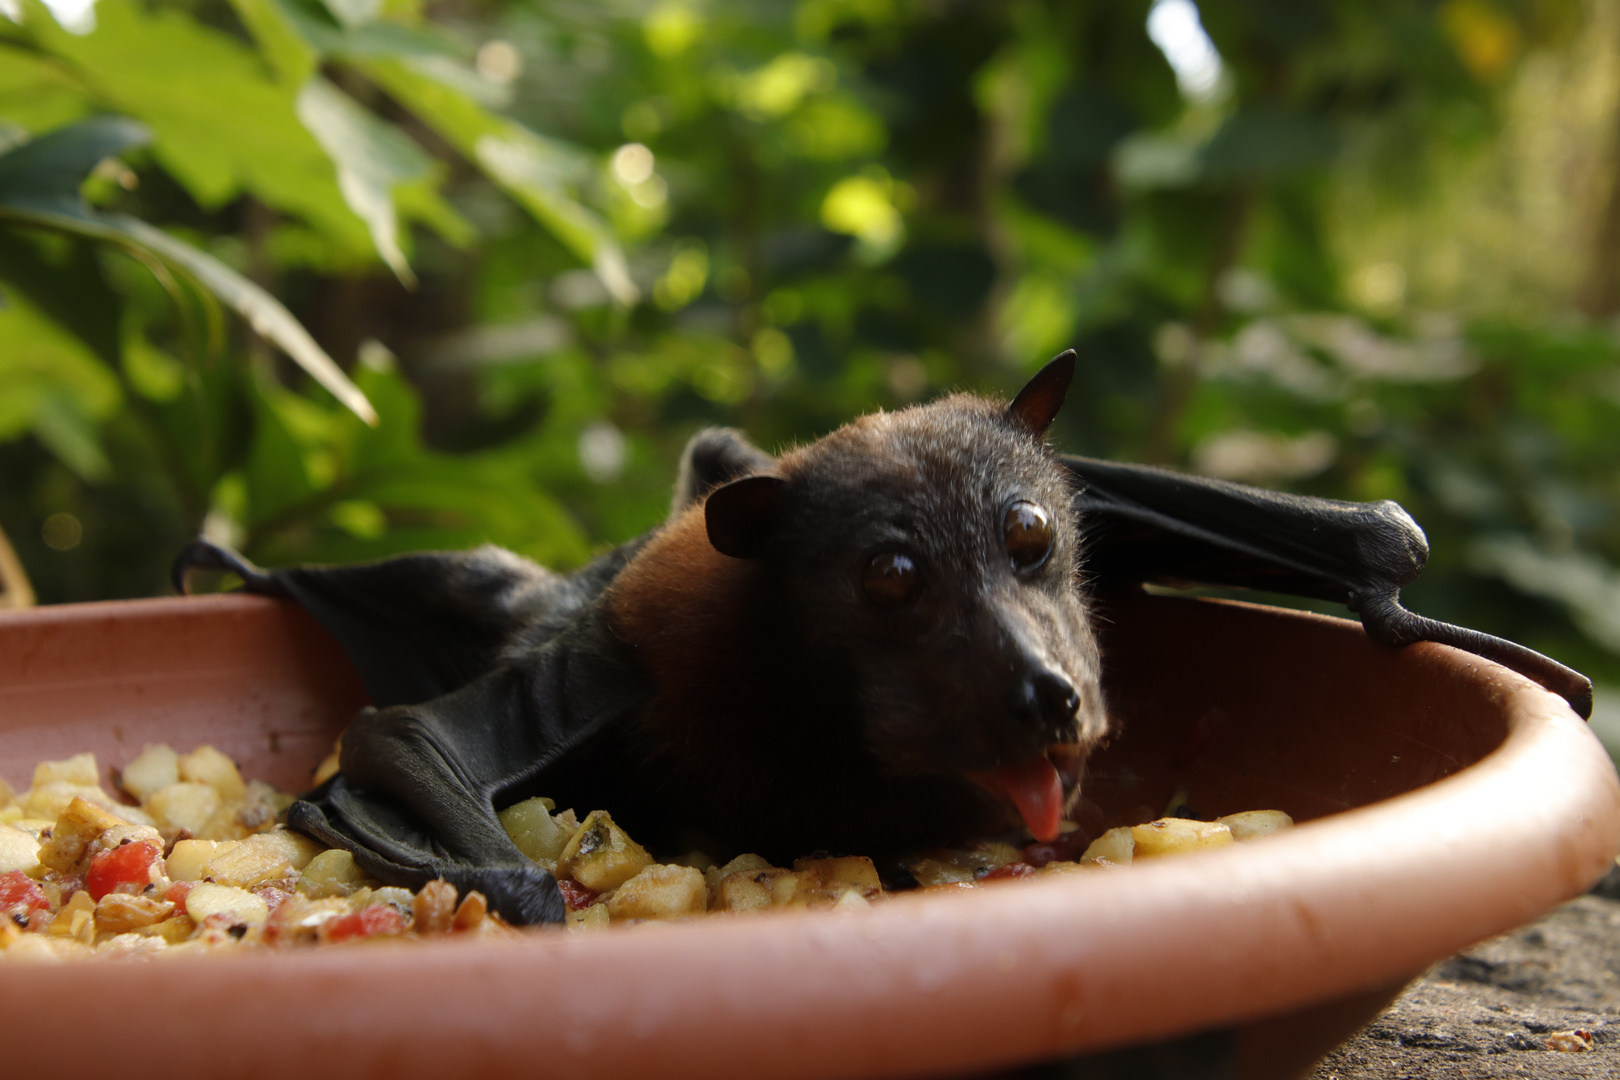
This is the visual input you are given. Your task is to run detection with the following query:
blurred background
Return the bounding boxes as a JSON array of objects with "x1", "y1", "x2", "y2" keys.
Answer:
[{"x1": 4, "y1": 0, "x2": 1620, "y2": 750}]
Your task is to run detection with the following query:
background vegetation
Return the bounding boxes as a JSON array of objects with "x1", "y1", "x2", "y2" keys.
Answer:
[{"x1": 5, "y1": 0, "x2": 1620, "y2": 743}]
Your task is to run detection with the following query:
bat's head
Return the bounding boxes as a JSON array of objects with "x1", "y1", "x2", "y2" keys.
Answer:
[{"x1": 704, "y1": 352, "x2": 1107, "y2": 842}]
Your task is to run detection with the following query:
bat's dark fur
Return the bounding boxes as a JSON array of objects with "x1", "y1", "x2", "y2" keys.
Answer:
[{"x1": 173, "y1": 352, "x2": 1592, "y2": 926}]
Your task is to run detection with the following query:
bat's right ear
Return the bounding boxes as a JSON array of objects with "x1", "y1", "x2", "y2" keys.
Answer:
[
  {"x1": 705, "y1": 475, "x2": 787, "y2": 558},
  {"x1": 1008, "y1": 349, "x2": 1076, "y2": 437}
]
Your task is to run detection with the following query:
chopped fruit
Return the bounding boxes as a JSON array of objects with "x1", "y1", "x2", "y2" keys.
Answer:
[
  {"x1": 322, "y1": 904, "x2": 408, "y2": 943},
  {"x1": 0, "y1": 870, "x2": 49, "y2": 920},
  {"x1": 557, "y1": 879, "x2": 598, "y2": 912},
  {"x1": 86, "y1": 839, "x2": 163, "y2": 900}
]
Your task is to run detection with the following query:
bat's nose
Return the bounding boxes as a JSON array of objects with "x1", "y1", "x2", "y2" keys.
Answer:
[{"x1": 1012, "y1": 667, "x2": 1080, "y2": 734}]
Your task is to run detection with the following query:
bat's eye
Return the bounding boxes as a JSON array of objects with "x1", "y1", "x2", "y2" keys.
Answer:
[
  {"x1": 863, "y1": 551, "x2": 921, "y2": 607},
  {"x1": 1004, "y1": 501, "x2": 1053, "y2": 571}
]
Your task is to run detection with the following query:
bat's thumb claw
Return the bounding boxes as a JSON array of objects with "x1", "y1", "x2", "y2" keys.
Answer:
[{"x1": 171, "y1": 537, "x2": 284, "y2": 597}]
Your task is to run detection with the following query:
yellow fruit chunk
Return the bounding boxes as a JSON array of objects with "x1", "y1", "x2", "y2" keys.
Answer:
[
  {"x1": 605, "y1": 864, "x2": 707, "y2": 920},
  {"x1": 178, "y1": 746, "x2": 246, "y2": 802},
  {"x1": 0, "y1": 824, "x2": 39, "y2": 874},
  {"x1": 1218, "y1": 809, "x2": 1294, "y2": 841},
  {"x1": 558, "y1": 811, "x2": 653, "y2": 892},
  {"x1": 184, "y1": 883, "x2": 269, "y2": 927},
  {"x1": 38, "y1": 797, "x2": 129, "y2": 875},
  {"x1": 297, "y1": 849, "x2": 377, "y2": 899},
  {"x1": 146, "y1": 782, "x2": 221, "y2": 836},
  {"x1": 1130, "y1": 817, "x2": 1234, "y2": 858},
  {"x1": 202, "y1": 829, "x2": 324, "y2": 888},
  {"x1": 1080, "y1": 826, "x2": 1135, "y2": 866},
  {"x1": 166, "y1": 839, "x2": 240, "y2": 882},
  {"x1": 498, "y1": 797, "x2": 569, "y2": 864},
  {"x1": 119, "y1": 745, "x2": 180, "y2": 802}
]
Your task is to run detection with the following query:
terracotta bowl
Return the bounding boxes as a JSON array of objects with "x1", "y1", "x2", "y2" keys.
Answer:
[{"x1": 2, "y1": 592, "x2": 1617, "y2": 1080}]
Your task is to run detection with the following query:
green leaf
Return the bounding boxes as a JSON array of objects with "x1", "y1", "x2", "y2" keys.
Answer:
[
  {"x1": 0, "y1": 117, "x2": 377, "y2": 424},
  {"x1": 17, "y1": 0, "x2": 371, "y2": 255},
  {"x1": 295, "y1": 77, "x2": 429, "y2": 286},
  {"x1": 359, "y1": 57, "x2": 637, "y2": 305},
  {"x1": 226, "y1": 0, "x2": 318, "y2": 87}
]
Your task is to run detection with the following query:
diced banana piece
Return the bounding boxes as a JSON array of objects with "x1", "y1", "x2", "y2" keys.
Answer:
[
  {"x1": 567, "y1": 904, "x2": 609, "y2": 931},
  {"x1": 606, "y1": 864, "x2": 707, "y2": 920},
  {"x1": 119, "y1": 745, "x2": 180, "y2": 802},
  {"x1": 22, "y1": 782, "x2": 117, "y2": 823},
  {"x1": 146, "y1": 782, "x2": 221, "y2": 836},
  {"x1": 1080, "y1": 826, "x2": 1135, "y2": 866},
  {"x1": 38, "y1": 797, "x2": 130, "y2": 875},
  {"x1": 297, "y1": 849, "x2": 377, "y2": 899},
  {"x1": 498, "y1": 797, "x2": 569, "y2": 864},
  {"x1": 0, "y1": 823, "x2": 40, "y2": 874},
  {"x1": 94, "y1": 893, "x2": 176, "y2": 935},
  {"x1": 558, "y1": 810, "x2": 653, "y2": 892},
  {"x1": 715, "y1": 866, "x2": 797, "y2": 911},
  {"x1": 32, "y1": 752, "x2": 99, "y2": 789},
  {"x1": 202, "y1": 829, "x2": 324, "y2": 888},
  {"x1": 178, "y1": 746, "x2": 246, "y2": 802},
  {"x1": 1218, "y1": 809, "x2": 1294, "y2": 841},
  {"x1": 1130, "y1": 817, "x2": 1234, "y2": 858},
  {"x1": 167, "y1": 839, "x2": 240, "y2": 883},
  {"x1": 184, "y1": 883, "x2": 269, "y2": 927}
]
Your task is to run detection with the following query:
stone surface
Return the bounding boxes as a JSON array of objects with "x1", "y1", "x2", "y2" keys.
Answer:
[{"x1": 1308, "y1": 871, "x2": 1620, "y2": 1079}]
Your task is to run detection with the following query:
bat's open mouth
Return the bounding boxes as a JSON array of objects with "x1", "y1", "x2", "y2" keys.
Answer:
[{"x1": 968, "y1": 742, "x2": 1085, "y2": 843}]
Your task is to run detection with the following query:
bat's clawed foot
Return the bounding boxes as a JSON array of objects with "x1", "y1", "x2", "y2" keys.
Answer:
[{"x1": 171, "y1": 537, "x2": 286, "y2": 598}]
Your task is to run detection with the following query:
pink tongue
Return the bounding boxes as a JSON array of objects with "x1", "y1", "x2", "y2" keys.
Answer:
[{"x1": 971, "y1": 756, "x2": 1064, "y2": 842}]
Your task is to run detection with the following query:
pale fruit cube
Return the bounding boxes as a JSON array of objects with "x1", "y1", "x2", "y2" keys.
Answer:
[
  {"x1": 1080, "y1": 826, "x2": 1135, "y2": 867},
  {"x1": 297, "y1": 849, "x2": 376, "y2": 899},
  {"x1": 22, "y1": 781, "x2": 115, "y2": 822},
  {"x1": 716, "y1": 866, "x2": 797, "y2": 911},
  {"x1": 94, "y1": 893, "x2": 175, "y2": 935},
  {"x1": 178, "y1": 746, "x2": 246, "y2": 802},
  {"x1": 0, "y1": 824, "x2": 39, "y2": 874},
  {"x1": 137, "y1": 916, "x2": 195, "y2": 945},
  {"x1": 605, "y1": 864, "x2": 706, "y2": 920},
  {"x1": 907, "y1": 858, "x2": 975, "y2": 886},
  {"x1": 119, "y1": 745, "x2": 179, "y2": 802},
  {"x1": 166, "y1": 839, "x2": 241, "y2": 882},
  {"x1": 146, "y1": 782, "x2": 221, "y2": 835},
  {"x1": 1218, "y1": 809, "x2": 1294, "y2": 841},
  {"x1": 558, "y1": 811, "x2": 653, "y2": 892},
  {"x1": 203, "y1": 829, "x2": 324, "y2": 888},
  {"x1": 498, "y1": 797, "x2": 569, "y2": 864},
  {"x1": 567, "y1": 904, "x2": 609, "y2": 931},
  {"x1": 1130, "y1": 818, "x2": 1234, "y2": 858},
  {"x1": 793, "y1": 855, "x2": 881, "y2": 899},
  {"x1": 38, "y1": 797, "x2": 130, "y2": 875},
  {"x1": 704, "y1": 853, "x2": 771, "y2": 901},
  {"x1": 31, "y1": 752, "x2": 99, "y2": 789},
  {"x1": 184, "y1": 882, "x2": 269, "y2": 927}
]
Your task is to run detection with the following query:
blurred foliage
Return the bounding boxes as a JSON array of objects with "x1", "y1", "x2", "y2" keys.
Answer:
[{"x1": 5, "y1": 0, "x2": 1620, "y2": 719}]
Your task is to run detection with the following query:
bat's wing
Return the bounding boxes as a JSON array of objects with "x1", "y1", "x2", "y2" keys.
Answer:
[
  {"x1": 171, "y1": 537, "x2": 640, "y2": 708},
  {"x1": 1063, "y1": 455, "x2": 1594, "y2": 718},
  {"x1": 287, "y1": 605, "x2": 651, "y2": 925}
]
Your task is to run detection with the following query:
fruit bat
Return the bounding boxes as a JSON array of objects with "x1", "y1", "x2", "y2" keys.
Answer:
[{"x1": 173, "y1": 352, "x2": 1591, "y2": 925}]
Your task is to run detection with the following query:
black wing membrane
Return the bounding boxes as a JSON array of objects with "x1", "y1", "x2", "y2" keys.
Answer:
[
  {"x1": 172, "y1": 537, "x2": 641, "y2": 708},
  {"x1": 288, "y1": 609, "x2": 651, "y2": 925},
  {"x1": 1063, "y1": 455, "x2": 1593, "y2": 718}
]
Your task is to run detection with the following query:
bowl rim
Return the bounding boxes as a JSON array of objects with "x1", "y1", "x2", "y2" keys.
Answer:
[{"x1": 2, "y1": 594, "x2": 1618, "y2": 1079}]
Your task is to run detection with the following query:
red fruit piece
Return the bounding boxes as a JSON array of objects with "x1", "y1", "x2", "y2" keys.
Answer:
[
  {"x1": 0, "y1": 870, "x2": 49, "y2": 919},
  {"x1": 163, "y1": 881, "x2": 193, "y2": 915},
  {"x1": 557, "y1": 879, "x2": 598, "y2": 912},
  {"x1": 323, "y1": 904, "x2": 407, "y2": 943},
  {"x1": 86, "y1": 841, "x2": 161, "y2": 901}
]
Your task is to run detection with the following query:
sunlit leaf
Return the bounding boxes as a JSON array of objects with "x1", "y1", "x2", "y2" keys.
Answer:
[
  {"x1": 0, "y1": 116, "x2": 377, "y2": 424},
  {"x1": 359, "y1": 57, "x2": 637, "y2": 305},
  {"x1": 296, "y1": 77, "x2": 428, "y2": 285}
]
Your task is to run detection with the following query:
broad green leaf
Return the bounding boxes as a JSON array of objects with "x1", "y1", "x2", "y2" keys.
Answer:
[
  {"x1": 296, "y1": 77, "x2": 429, "y2": 285},
  {"x1": 18, "y1": 0, "x2": 371, "y2": 255},
  {"x1": 0, "y1": 288, "x2": 121, "y2": 475},
  {"x1": 359, "y1": 57, "x2": 637, "y2": 305},
  {"x1": 226, "y1": 0, "x2": 318, "y2": 87},
  {"x1": 0, "y1": 117, "x2": 377, "y2": 423},
  {"x1": 0, "y1": 41, "x2": 92, "y2": 134}
]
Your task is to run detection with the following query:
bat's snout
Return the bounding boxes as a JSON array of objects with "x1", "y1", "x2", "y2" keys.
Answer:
[{"x1": 1011, "y1": 666, "x2": 1081, "y2": 741}]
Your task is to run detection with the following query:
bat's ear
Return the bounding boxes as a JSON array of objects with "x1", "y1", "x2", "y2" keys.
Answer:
[
  {"x1": 705, "y1": 475, "x2": 787, "y2": 558},
  {"x1": 1008, "y1": 349, "x2": 1076, "y2": 437}
]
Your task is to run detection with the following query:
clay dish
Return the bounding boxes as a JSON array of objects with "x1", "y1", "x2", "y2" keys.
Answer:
[{"x1": 1, "y1": 591, "x2": 1616, "y2": 1080}]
